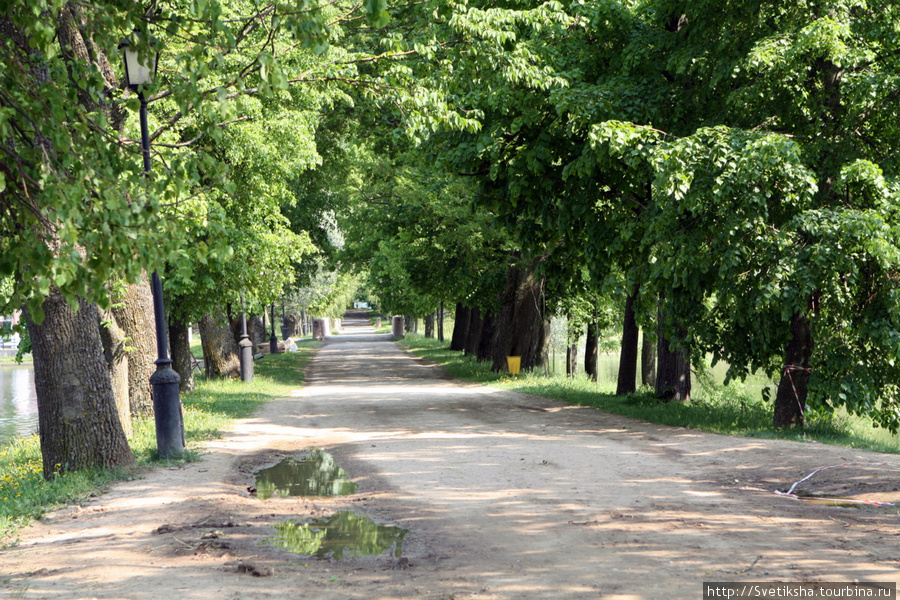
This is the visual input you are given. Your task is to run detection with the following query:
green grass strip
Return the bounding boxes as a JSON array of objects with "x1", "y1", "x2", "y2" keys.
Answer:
[
  {"x1": 0, "y1": 343, "x2": 316, "y2": 544},
  {"x1": 400, "y1": 335, "x2": 900, "y2": 455}
]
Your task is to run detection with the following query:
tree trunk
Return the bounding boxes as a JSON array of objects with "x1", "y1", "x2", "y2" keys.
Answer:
[
  {"x1": 511, "y1": 271, "x2": 546, "y2": 371},
  {"x1": 10, "y1": 11, "x2": 133, "y2": 478},
  {"x1": 641, "y1": 329, "x2": 656, "y2": 387},
  {"x1": 477, "y1": 312, "x2": 497, "y2": 363},
  {"x1": 464, "y1": 308, "x2": 483, "y2": 356},
  {"x1": 773, "y1": 311, "x2": 813, "y2": 427},
  {"x1": 26, "y1": 290, "x2": 135, "y2": 478},
  {"x1": 491, "y1": 265, "x2": 546, "y2": 372},
  {"x1": 247, "y1": 315, "x2": 266, "y2": 348},
  {"x1": 199, "y1": 309, "x2": 240, "y2": 379},
  {"x1": 616, "y1": 288, "x2": 639, "y2": 395},
  {"x1": 655, "y1": 297, "x2": 691, "y2": 402},
  {"x1": 566, "y1": 341, "x2": 578, "y2": 377},
  {"x1": 424, "y1": 313, "x2": 435, "y2": 338},
  {"x1": 538, "y1": 318, "x2": 552, "y2": 372},
  {"x1": 450, "y1": 303, "x2": 471, "y2": 351},
  {"x1": 585, "y1": 321, "x2": 599, "y2": 381},
  {"x1": 98, "y1": 307, "x2": 132, "y2": 439},
  {"x1": 111, "y1": 278, "x2": 156, "y2": 417},
  {"x1": 403, "y1": 315, "x2": 417, "y2": 334},
  {"x1": 438, "y1": 301, "x2": 445, "y2": 342},
  {"x1": 170, "y1": 317, "x2": 195, "y2": 392}
]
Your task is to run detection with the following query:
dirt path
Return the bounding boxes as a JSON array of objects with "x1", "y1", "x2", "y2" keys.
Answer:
[{"x1": 3, "y1": 310, "x2": 899, "y2": 599}]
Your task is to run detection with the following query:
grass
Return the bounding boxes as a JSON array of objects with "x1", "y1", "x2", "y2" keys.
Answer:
[
  {"x1": 400, "y1": 334, "x2": 900, "y2": 455},
  {"x1": 0, "y1": 342, "x2": 317, "y2": 544}
]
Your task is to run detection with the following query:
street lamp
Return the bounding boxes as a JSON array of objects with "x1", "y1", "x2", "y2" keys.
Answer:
[
  {"x1": 121, "y1": 31, "x2": 184, "y2": 458},
  {"x1": 280, "y1": 299, "x2": 290, "y2": 340},
  {"x1": 238, "y1": 296, "x2": 253, "y2": 382},
  {"x1": 269, "y1": 302, "x2": 280, "y2": 354}
]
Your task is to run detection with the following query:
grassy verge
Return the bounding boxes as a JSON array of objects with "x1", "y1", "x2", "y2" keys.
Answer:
[
  {"x1": 0, "y1": 342, "x2": 317, "y2": 544},
  {"x1": 400, "y1": 335, "x2": 900, "y2": 455}
]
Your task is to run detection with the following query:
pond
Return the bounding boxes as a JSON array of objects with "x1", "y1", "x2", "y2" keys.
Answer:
[{"x1": 0, "y1": 348, "x2": 38, "y2": 446}]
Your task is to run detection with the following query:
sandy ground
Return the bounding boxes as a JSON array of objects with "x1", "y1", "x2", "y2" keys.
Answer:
[{"x1": 2, "y1": 311, "x2": 899, "y2": 600}]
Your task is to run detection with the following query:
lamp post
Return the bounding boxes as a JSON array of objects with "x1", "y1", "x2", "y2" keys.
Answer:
[
  {"x1": 121, "y1": 31, "x2": 184, "y2": 458},
  {"x1": 238, "y1": 296, "x2": 253, "y2": 382},
  {"x1": 269, "y1": 302, "x2": 279, "y2": 354},
  {"x1": 280, "y1": 299, "x2": 290, "y2": 340}
]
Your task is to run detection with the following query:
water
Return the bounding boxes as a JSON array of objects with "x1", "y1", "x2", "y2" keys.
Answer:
[
  {"x1": 0, "y1": 348, "x2": 38, "y2": 445},
  {"x1": 254, "y1": 450, "x2": 358, "y2": 499},
  {"x1": 271, "y1": 512, "x2": 407, "y2": 560}
]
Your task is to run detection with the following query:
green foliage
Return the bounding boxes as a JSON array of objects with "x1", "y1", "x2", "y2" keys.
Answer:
[
  {"x1": 395, "y1": 0, "x2": 900, "y2": 430},
  {"x1": 0, "y1": 0, "x2": 455, "y2": 323}
]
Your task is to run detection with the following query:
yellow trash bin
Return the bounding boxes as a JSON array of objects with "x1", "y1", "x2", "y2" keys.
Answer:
[{"x1": 507, "y1": 356, "x2": 521, "y2": 375}]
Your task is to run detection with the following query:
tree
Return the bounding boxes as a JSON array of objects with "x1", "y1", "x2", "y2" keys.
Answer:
[
  {"x1": 0, "y1": 0, "x2": 414, "y2": 475},
  {"x1": 604, "y1": 0, "x2": 900, "y2": 427}
]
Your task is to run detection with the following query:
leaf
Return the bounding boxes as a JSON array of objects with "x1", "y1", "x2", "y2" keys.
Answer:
[{"x1": 364, "y1": 0, "x2": 391, "y2": 28}]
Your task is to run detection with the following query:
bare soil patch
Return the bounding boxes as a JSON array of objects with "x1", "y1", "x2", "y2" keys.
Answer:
[{"x1": 2, "y1": 312, "x2": 899, "y2": 599}]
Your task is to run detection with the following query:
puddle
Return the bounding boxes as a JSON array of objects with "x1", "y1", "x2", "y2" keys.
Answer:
[
  {"x1": 271, "y1": 512, "x2": 407, "y2": 560},
  {"x1": 254, "y1": 450, "x2": 358, "y2": 499}
]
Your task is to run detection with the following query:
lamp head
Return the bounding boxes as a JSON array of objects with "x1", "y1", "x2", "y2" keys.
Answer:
[{"x1": 119, "y1": 31, "x2": 159, "y2": 90}]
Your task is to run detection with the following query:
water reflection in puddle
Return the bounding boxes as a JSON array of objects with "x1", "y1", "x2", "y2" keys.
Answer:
[
  {"x1": 272, "y1": 512, "x2": 407, "y2": 560},
  {"x1": 254, "y1": 450, "x2": 358, "y2": 499}
]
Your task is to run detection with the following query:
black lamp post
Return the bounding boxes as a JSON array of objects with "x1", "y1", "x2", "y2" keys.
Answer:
[
  {"x1": 121, "y1": 31, "x2": 184, "y2": 458},
  {"x1": 269, "y1": 302, "x2": 279, "y2": 354},
  {"x1": 238, "y1": 295, "x2": 253, "y2": 382},
  {"x1": 280, "y1": 299, "x2": 290, "y2": 340}
]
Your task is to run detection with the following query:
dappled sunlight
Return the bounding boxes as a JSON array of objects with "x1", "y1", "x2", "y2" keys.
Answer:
[{"x1": 6, "y1": 315, "x2": 900, "y2": 600}]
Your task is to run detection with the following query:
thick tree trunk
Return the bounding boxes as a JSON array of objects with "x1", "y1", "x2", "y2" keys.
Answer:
[
  {"x1": 26, "y1": 290, "x2": 135, "y2": 478},
  {"x1": 585, "y1": 321, "x2": 599, "y2": 381},
  {"x1": 424, "y1": 313, "x2": 435, "y2": 339},
  {"x1": 510, "y1": 271, "x2": 546, "y2": 371},
  {"x1": 111, "y1": 278, "x2": 156, "y2": 417},
  {"x1": 464, "y1": 308, "x2": 483, "y2": 356},
  {"x1": 656, "y1": 339, "x2": 691, "y2": 401},
  {"x1": 199, "y1": 309, "x2": 240, "y2": 379},
  {"x1": 404, "y1": 315, "x2": 418, "y2": 334},
  {"x1": 8, "y1": 11, "x2": 133, "y2": 478},
  {"x1": 641, "y1": 329, "x2": 656, "y2": 387},
  {"x1": 655, "y1": 297, "x2": 691, "y2": 402},
  {"x1": 477, "y1": 313, "x2": 497, "y2": 363},
  {"x1": 244, "y1": 315, "x2": 266, "y2": 349},
  {"x1": 491, "y1": 267, "x2": 521, "y2": 371},
  {"x1": 773, "y1": 311, "x2": 813, "y2": 427},
  {"x1": 170, "y1": 317, "x2": 195, "y2": 392},
  {"x1": 450, "y1": 303, "x2": 471, "y2": 351},
  {"x1": 491, "y1": 265, "x2": 546, "y2": 372},
  {"x1": 284, "y1": 312, "x2": 300, "y2": 337},
  {"x1": 98, "y1": 307, "x2": 132, "y2": 439},
  {"x1": 438, "y1": 301, "x2": 445, "y2": 342},
  {"x1": 616, "y1": 289, "x2": 639, "y2": 396}
]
